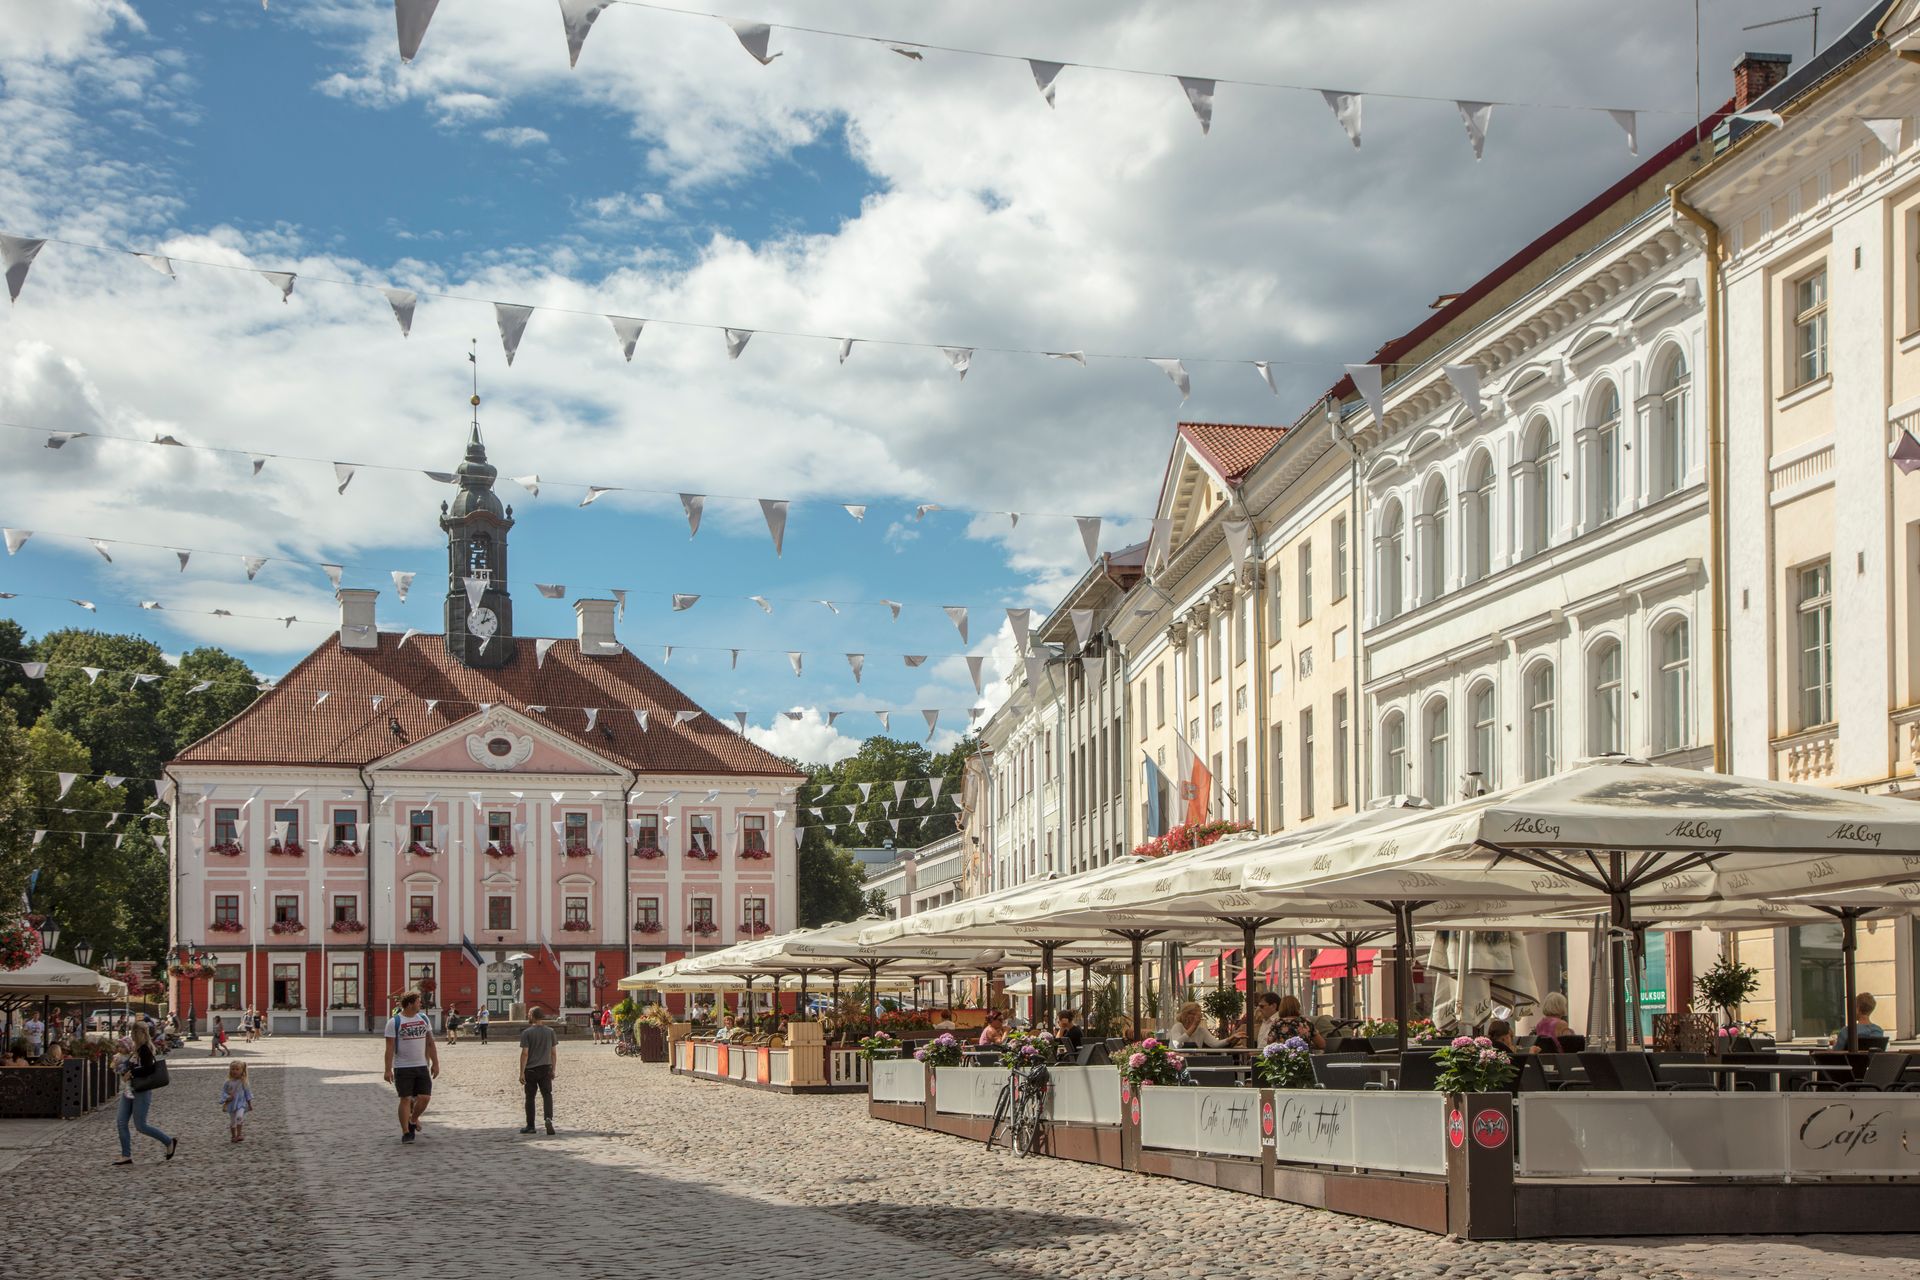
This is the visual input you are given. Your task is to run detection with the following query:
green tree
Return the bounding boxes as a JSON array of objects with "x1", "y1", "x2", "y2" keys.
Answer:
[
  {"x1": 159, "y1": 647, "x2": 260, "y2": 752},
  {"x1": 0, "y1": 619, "x2": 48, "y2": 725},
  {"x1": 792, "y1": 734, "x2": 977, "y2": 850},
  {"x1": 34, "y1": 630, "x2": 171, "y2": 781},
  {"x1": 796, "y1": 832, "x2": 867, "y2": 928}
]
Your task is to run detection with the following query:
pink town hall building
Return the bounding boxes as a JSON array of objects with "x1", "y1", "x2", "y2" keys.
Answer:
[{"x1": 164, "y1": 429, "x2": 802, "y2": 1032}]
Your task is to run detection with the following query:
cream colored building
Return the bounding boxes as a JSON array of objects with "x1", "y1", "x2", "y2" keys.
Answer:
[{"x1": 1679, "y1": 0, "x2": 1920, "y2": 1040}]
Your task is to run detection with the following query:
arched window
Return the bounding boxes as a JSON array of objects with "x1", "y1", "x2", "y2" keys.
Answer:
[
  {"x1": 1422, "y1": 698, "x2": 1451, "y2": 805},
  {"x1": 1378, "y1": 499, "x2": 1406, "y2": 622},
  {"x1": 1520, "y1": 418, "x2": 1557, "y2": 558},
  {"x1": 1524, "y1": 661, "x2": 1556, "y2": 781},
  {"x1": 1648, "y1": 347, "x2": 1690, "y2": 500},
  {"x1": 1590, "y1": 381, "x2": 1621, "y2": 526},
  {"x1": 1381, "y1": 711, "x2": 1408, "y2": 797},
  {"x1": 1418, "y1": 475, "x2": 1449, "y2": 604},
  {"x1": 1654, "y1": 618, "x2": 1692, "y2": 753},
  {"x1": 1467, "y1": 681, "x2": 1498, "y2": 794},
  {"x1": 1588, "y1": 638, "x2": 1622, "y2": 756},
  {"x1": 1463, "y1": 451, "x2": 1495, "y2": 585}
]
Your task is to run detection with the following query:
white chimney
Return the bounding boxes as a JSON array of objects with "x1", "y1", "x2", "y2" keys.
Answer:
[
  {"x1": 574, "y1": 599, "x2": 620, "y2": 657},
  {"x1": 338, "y1": 588, "x2": 378, "y2": 650}
]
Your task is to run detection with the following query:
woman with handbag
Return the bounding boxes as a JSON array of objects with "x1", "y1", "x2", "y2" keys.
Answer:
[{"x1": 112, "y1": 1025, "x2": 178, "y2": 1165}]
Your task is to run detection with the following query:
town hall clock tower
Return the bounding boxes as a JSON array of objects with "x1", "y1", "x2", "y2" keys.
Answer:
[{"x1": 441, "y1": 420, "x2": 516, "y2": 669}]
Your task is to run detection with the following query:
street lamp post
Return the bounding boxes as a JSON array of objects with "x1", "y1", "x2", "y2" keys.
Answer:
[{"x1": 36, "y1": 915, "x2": 61, "y2": 957}]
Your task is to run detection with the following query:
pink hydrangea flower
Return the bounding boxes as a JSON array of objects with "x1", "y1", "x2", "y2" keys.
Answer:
[
  {"x1": 1141, "y1": 1037, "x2": 1159, "y2": 1050},
  {"x1": 1451, "y1": 1035, "x2": 1475, "y2": 1049},
  {"x1": 1128, "y1": 1052, "x2": 1146, "y2": 1070},
  {"x1": 1473, "y1": 1036, "x2": 1492, "y2": 1048}
]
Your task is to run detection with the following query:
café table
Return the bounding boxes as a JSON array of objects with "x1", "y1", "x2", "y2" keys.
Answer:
[{"x1": 1657, "y1": 1061, "x2": 1849, "y2": 1092}]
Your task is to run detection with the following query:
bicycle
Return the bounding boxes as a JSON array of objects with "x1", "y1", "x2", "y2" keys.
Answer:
[{"x1": 988, "y1": 1061, "x2": 1051, "y2": 1156}]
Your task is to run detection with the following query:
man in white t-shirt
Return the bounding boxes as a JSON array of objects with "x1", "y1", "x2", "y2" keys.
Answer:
[{"x1": 382, "y1": 990, "x2": 440, "y2": 1143}]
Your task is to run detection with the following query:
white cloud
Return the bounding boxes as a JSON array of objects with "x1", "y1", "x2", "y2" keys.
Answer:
[
  {"x1": 744, "y1": 708, "x2": 863, "y2": 765},
  {"x1": 579, "y1": 191, "x2": 670, "y2": 224},
  {"x1": 482, "y1": 124, "x2": 550, "y2": 149}
]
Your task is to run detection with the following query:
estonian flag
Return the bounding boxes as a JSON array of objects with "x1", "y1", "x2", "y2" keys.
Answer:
[
  {"x1": 1142, "y1": 753, "x2": 1167, "y2": 837},
  {"x1": 460, "y1": 935, "x2": 487, "y2": 978}
]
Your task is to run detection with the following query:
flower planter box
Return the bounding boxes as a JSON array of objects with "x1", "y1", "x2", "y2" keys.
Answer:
[
  {"x1": 632, "y1": 847, "x2": 664, "y2": 861},
  {"x1": 0, "y1": 1061, "x2": 87, "y2": 1119},
  {"x1": 327, "y1": 843, "x2": 361, "y2": 857},
  {"x1": 330, "y1": 921, "x2": 366, "y2": 935}
]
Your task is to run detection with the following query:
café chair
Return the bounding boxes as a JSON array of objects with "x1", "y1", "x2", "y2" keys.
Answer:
[
  {"x1": 1396, "y1": 1049, "x2": 1443, "y2": 1093},
  {"x1": 1842, "y1": 1051, "x2": 1916, "y2": 1093}
]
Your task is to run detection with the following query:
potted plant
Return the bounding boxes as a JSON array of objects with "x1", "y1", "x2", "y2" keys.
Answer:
[
  {"x1": 1202, "y1": 986, "x2": 1243, "y2": 1033},
  {"x1": 1252, "y1": 1035, "x2": 1315, "y2": 1089},
  {"x1": 330, "y1": 920, "x2": 366, "y2": 935},
  {"x1": 0, "y1": 915, "x2": 44, "y2": 972},
  {"x1": 209, "y1": 840, "x2": 243, "y2": 857},
  {"x1": 1431, "y1": 1035, "x2": 1518, "y2": 1094},
  {"x1": 1695, "y1": 955, "x2": 1760, "y2": 1046},
  {"x1": 998, "y1": 1028, "x2": 1062, "y2": 1070},
  {"x1": 406, "y1": 840, "x2": 437, "y2": 857},
  {"x1": 327, "y1": 840, "x2": 361, "y2": 856},
  {"x1": 632, "y1": 844, "x2": 664, "y2": 860},
  {"x1": 914, "y1": 1033, "x2": 964, "y2": 1067},
  {"x1": 1114, "y1": 1037, "x2": 1191, "y2": 1088},
  {"x1": 404, "y1": 917, "x2": 438, "y2": 934},
  {"x1": 633, "y1": 921, "x2": 664, "y2": 935},
  {"x1": 857, "y1": 1030, "x2": 902, "y2": 1060},
  {"x1": 561, "y1": 920, "x2": 592, "y2": 932},
  {"x1": 269, "y1": 919, "x2": 303, "y2": 935}
]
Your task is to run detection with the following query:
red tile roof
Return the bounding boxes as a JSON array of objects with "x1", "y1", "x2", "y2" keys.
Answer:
[
  {"x1": 172, "y1": 634, "x2": 804, "y2": 778},
  {"x1": 1178, "y1": 422, "x2": 1290, "y2": 485}
]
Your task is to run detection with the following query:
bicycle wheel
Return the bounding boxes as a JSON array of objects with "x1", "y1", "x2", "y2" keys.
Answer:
[
  {"x1": 1010, "y1": 1087, "x2": 1046, "y2": 1156},
  {"x1": 986, "y1": 1079, "x2": 1015, "y2": 1151}
]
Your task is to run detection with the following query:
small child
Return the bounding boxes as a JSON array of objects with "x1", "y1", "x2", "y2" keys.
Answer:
[
  {"x1": 219, "y1": 1061, "x2": 253, "y2": 1143},
  {"x1": 210, "y1": 1016, "x2": 230, "y2": 1057}
]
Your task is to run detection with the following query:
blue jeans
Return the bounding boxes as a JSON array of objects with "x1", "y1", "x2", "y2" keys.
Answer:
[{"x1": 116, "y1": 1091, "x2": 173, "y2": 1157}]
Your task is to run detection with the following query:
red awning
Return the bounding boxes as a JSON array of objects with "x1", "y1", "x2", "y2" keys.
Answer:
[{"x1": 1308, "y1": 947, "x2": 1377, "y2": 980}]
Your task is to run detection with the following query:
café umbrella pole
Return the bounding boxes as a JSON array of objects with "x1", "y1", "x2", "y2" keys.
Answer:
[{"x1": 1111, "y1": 929, "x2": 1162, "y2": 1042}]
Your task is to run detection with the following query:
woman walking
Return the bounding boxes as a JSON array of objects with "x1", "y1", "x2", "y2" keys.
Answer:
[{"x1": 113, "y1": 1025, "x2": 178, "y2": 1165}]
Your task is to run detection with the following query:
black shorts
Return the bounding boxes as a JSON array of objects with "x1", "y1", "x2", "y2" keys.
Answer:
[{"x1": 393, "y1": 1065, "x2": 433, "y2": 1098}]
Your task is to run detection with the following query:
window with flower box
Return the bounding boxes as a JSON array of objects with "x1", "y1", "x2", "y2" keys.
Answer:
[
  {"x1": 634, "y1": 897, "x2": 662, "y2": 933},
  {"x1": 330, "y1": 809, "x2": 359, "y2": 852},
  {"x1": 409, "y1": 895, "x2": 434, "y2": 926},
  {"x1": 272, "y1": 963, "x2": 301, "y2": 1010},
  {"x1": 633, "y1": 813, "x2": 662, "y2": 857},
  {"x1": 408, "y1": 810, "x2": 436, "y2": 853},
  {"x1": 212, "y1": 895, "x2": 240, "y2": 929},
  {"x1": 487, "y1": 811, "x2": 514, "y2": 854},
  {"x1": 330, "y1": 963, "x2": 359, "y2": 1009},
  {"x1": 408, "y1": 962, "x2": 437, "y2": 1006},
  {"x1": 212, "y1": 807, "x2": 241, "y2": 853},
  {"x1": 690, "y1": 896, "x2": 717, "y2": 935},
  {"x1": 564, "y1": 811, "x2": 590, "y2": 855},
  {"x1": 741, "y1": 814, "x2": 768, "y2": 858},
  {"x1": 564, "y1": 896, "x2": 590, "y2": 930},
  {"x1": 212, "y1": 964, "x2": 241, "y2": 1009},
  {"x1": 271, "y1": 808, "x2": 302, "y2": 854},
  {"x1": 331, "y1": 895, "x2": 363, "y2": 934},
  {"x1": 488, "y1": 895, "x2": 513, "y2": 931},
  {"x1": 742, "y1": 896, "x2": 769, "y2": 935},
  {"x1": 688, "y1": 813, "x2": 717, "y2": 859},
  {"x1": 272, "y1": 894, "x2": 301, "y2": 932},
  {"x1": 563, "y1": 961, "x2": 591, "y2": 1009}
]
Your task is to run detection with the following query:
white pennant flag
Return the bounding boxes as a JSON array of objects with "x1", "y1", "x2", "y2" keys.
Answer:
[
  {"x1": 1223, "y1": 518, "x2": 1252, "y2": 572},
  {"x1": 1442, "y1": 364, "x2": 1483, "y2": 419},
  {"x1": 1177, "y1": 76, "x2": 1215, "y2": 134},
  {"x1": 88, "y1": 538, "x2": 113, "y2": 563},
  {"x1": 608, "y1": 315, "x2": 645, "y2": 361},
  {"x1": 395, "y1": 630, "x2": 417, "y2": 651},
  {"x1": 875, "y1": 711, "x2": 891, "y2": 732},
  {"x1": 1734, "y1": 109, "x2": 1784, "y2": 130},
  {"x1": 262, "y1": 271, "x2": 296, "y2": 302},
  {"x1": 633, "y1": 709, "x2": 649, "y2": 731},
  {"x1": 1070, "y1": 607, "x2": 1095, "y2": 650},
  {"x1": 1029, "y1": 58, "x2": 1063, "y2": 107},
  {"x1": 1345, "y1": 363, "x2": 1386, "y2": 427},
  {"x1": 788, "y1": 651, "x2": 803, "y2": 676},
  {"x1": 672, "y1": 594, "x2": 699, "y2": 611},
  {"x1": 579, "y1": 486, "x2": 614, "y2": 507},
  {"x1": 494, "y1": 302, "x2": 534, "y2": 365},
  {"x1": 680, "y1": 493, "x2": 704, "y2": 537},
  {"x1": 904, "y1": 654, "x2": 927, "y2": 668},
  {"x1": 1006, "y1": 607, "x2": 1031, "y2": 653},
  {"x1": 915, "y1": 503, "x2": 941, "y2": 521},
  {"x1": 140, "y1": 601, "x2": 162, "y2": 611},
  {"x1": 534, "y1": 583, "x2": 568, "y2": 599},
  {"x1": 941, "y1": 347, "x2": 973, "y2": 380},
  {"x1": 1253, "y1": 361, "x2": 1281, "y2": 395},
  {"x1": 243, "y1": 555, "x2": 268, "y2": 580},
  {"x1": 1077, "y1": 515, "x2": 1102, "y2": 565},
  {"x1": 1606, "y1": 108, "x2": 1638, "y2": 156},
  {"x1": 1863, "y1": 116, "x2": 1905, "y2": 155},
  {"x1": 729, "y1": 649, "x2": 739, "y2": 668},
  {"x1": 847, "y1": 653, "x2": 864, "y2": 683},
  {"x1": 333, "y1": 462, "x2": 356, "y2": 494},
  {"x1": 893, "y1": 779, "x2": 908, "y2": 804},
  {"x1": 1025, "y1": 654, "x2": 1044, "y2": 690},
  {"x1": 929, "y1": 776, "x2": 945, "y2": 802},
  {"x1": 662, "y1": 646, "x2": 673, "y2": 664},
  {"x1": 425, "y1": 699, "x2": 440, "y2": 714},
  {"x1": 827, "y1": 711, "x2": 842, "y2": 726},
  {"x1": 842, "y1": 504, "x2": 865, "y2": 521},
  {"x1": 881, "y1": 599, "x2": 902, "y2": 620},
  {"x1": 965, "y1": 654, "x2": 984, "y2": 694},
  {"x1": 1456, "y1": 101, "x2": 1493, "y2": 160},
  {"x1": 558, "y1": 0, "x2": 610, "y2": 67},
  {"x1": 760, "y1": 498, "x2": 788, "y2": 556},
  {"x1": 749, "y1": 595, "x2": 771, "y2": 614},
  {"x1": 515, "y1": 475, "x2": 541, "y2": 497},
  {"x1": 724, "y1": 328, "x2": 753, "y2": 359},
  {"x1": 858, "y1": 782, "x2": 873, "y2": 802},
  {"x1": 673, "y1": 710, "x2": 698, "y2": 725},
  {"x1": 395, "y1": 0, "x2": 441, "y2": 61},
  {"x1": 1148, "y1": 517, "x2": 1173, "y2": 570},
  {"x1": 943, "y1": 605, "x2": 969, "y2": 644},
  {"x1": 1081, "y1": 654, "x2": 1104, "y2": 684},
  {"x1": 836, "y1": 337, "x2": 855, "y2": 364},
  {"x1": 381, "y1": 287, "x2": 417, "y2": 336},
  {"x1": 921, "y1": 709, "x2": 939, "y2": 741},
  {"x1": 1321, "y1": 89, "x2": 1363, "y2": 148},
  {"x1": 391, "y1": 570, "x2": 414, "y2": 601},
  {"x1": 536, "y1": 638, "x2": 557, "y2": 668},
  {"x1": 1147, "y1": 357, "x2": 1190, "y2": 401},
  {"x1": 137, "y1": 253, "x2": 175, "y2": 278},
  {"x1": 725, "y1": 19, "x2": 780, "y2": 64},
  {"x1": 464, "y1": 575, "x2": 487, "y2": 610},
  {"x1": 735, "y1": 711, "x2": 748, "y2": 731},
  {"x1": 611, "y1": 588, "x2": 627, "y2": 619},
  {"x1": 0, "y1": 235, "x2": 46, "y2": 303},
  {"x1": 56, "y1": 772, "x2": 76, "y2": 799},
  {"x1": 1047, "y1": 351, "x2": 1086, "y2": 365},
  {"x1": 320, "y1": 563, "x2": 344, "y2": 589},
  {"x1": 584, "y1": 708, "x2": 600, "y2": 731},
  {"x1": 2, "y1": 529, "x2": 28, "y2": 555},
  {"x1": 314, "y1": 691, "x2": 331, "y2": 709},
  {"x1": 22, "y1": 662, "x2": 46, "y2": 679}
]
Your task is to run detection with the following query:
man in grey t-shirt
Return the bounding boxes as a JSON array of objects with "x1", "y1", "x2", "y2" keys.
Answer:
[{"x1": 517, "y1": 1006, "x2": 559, "y2": 1135}]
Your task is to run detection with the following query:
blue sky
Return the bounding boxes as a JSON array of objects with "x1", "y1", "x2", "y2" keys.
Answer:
[{"x1": 0, "y1": 0, "x2": 1792, "y2": 761}]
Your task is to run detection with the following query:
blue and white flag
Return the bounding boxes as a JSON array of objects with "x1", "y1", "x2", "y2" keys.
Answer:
[{"x1": 1142, "y1": 754, "x2": 1166, "y2": 837}]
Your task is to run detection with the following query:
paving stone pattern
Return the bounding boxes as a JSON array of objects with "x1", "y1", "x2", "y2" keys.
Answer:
[{"x1": 13, "y1": 1036, "x2": 1920, "y2": 1278}]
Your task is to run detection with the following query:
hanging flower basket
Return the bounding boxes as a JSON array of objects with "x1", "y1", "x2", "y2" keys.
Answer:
[
  {"x1": 209, "y1": 840, "x2": 244, "y2": 857},
  {"x1": 269, "y1": 919, "x2": 304, "y2": 935},
  {"x1": 686, "y1": 846, "x2": 720, "y2": 862},
  {"x1": 486, "y1": 842, "x2": 516, "y2": 859},
  {"x1": 209, "y1": 920, "x2": 244, "y2": 934},
  {"x1": 404, "y1": 918, "x2": 439, "y2": 934},
  {"x1": 167, "y1": 959, "x2": 215, "y2": 978},
  {"x1": 739, "y1": 846, "x2": 772, "y2": 861},
  {"x1": 633, "y1": 921, "x2": 664, "y2": 934},
  {"x1": 1131, "y1": 820, "x2": 1254, "y2": 859},
  {"x1": 327, "y1": 841, "x2": 361, "y2": 857},
  {"x1": 561, "y1": 920, "x2": 593, "y2": 932},
  {"x1": 0, "y1": 915, "x2": 43, "y2": 971},
  {"x1": 268, "y1": 839, "x2": 305, "y2": 857},
  {"x1": 632, "y1": 846, "x2": 665, "y2": 860},
  {"x1": 407, "y1": 841, "x2": 438, "y2": 857},
  {"x1": 330, "y1": 920, "x2": 366, "y2": 935}
]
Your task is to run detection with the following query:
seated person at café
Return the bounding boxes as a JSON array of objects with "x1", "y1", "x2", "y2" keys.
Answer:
[
  {"x1": 932, "y1": 1010, "x2": 957, "y2": 1032},
  {"x1": 712, "y1": 1012, "x2": 739, "y2": 1042},
  {"x1": 1055, "y1": 1010, "x2": 1084, "y2": 1052},
  {"x1": 1169, "y1": 1001, "x2": 1237, "y2": 1049},
  {"x1": 1264, "y1": 995, "x2": 1324, "y2": 1049},
  {"x1": 1485, "y1": 1018, "x2": 1519, "y2": 1054},
  {"x1": 977, "y1": 1009, "x2": 1008, "y2": 1046},
  {"x1": 1527, "y1": 992, "x2": 1576, "y2": 1054},
  {"x1": 1832, "y1": 992, "x2": 1885, "y2": 1047}
]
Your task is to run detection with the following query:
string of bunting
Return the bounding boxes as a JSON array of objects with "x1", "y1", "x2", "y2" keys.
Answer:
[
  {"x1": 0, "y1": 228, "x2": 1392, "y2": 407},
  {"x1": 389, "y1": 0, "x2": 1680, "y2": 156}
]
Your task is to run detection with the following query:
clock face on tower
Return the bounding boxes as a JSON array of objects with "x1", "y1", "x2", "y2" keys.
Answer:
[{"x1": 468, "y1": 607, "x2": 499, "y2": 640}]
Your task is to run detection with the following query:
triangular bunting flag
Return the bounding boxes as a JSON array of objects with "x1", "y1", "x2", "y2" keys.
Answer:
[
  {"x1": 0, "y1": 235, "x2": 46, "y2": 304},
  {"x1": 633, "y1": 709, "x2": 649, "y2": 731},
  {"x1": 1223, "y1": 519, "x2": 1251, "y2": 572},
  {"x1": 724, "y1": 328, "x2": 752, "y2": 359},
  {"x1": 671, "y1": 594, "x2": 699, "y2": 611},
  {"x1": 558, "y1": 0, "x2": 610, "y2": 67},
  {"x1": 1321, "y1": 89, "x2": 1362, "y2": 147},
  {"x1": 941, "y1": 347, "x2": 972, "y2": 380},
  {"x1": 1442, "y1": 364, "x2": 1483, "y2": 419},
  {"x1": 381, "y1": 287, "x2": 416, "y2": 336},
  {"x1": 847, "y1": 653, "x2": 864, "y2": 683},
  {"x1": 494, "y1": 302, "x2": 534, "y2": 365},
  {"x1": 1606, "y1": 108, "x2": 1638, "y2": 156},
  {"x1": 1456, "y1": 100, "x2": 1493, "y2": 160},
  {"x1": 609, "y1": 314, "x2": 645, "y2": 361},
  {"x1": 579, "y1": 486, "x2": 614, "y2": 507},
  {"x1": 725, "y1": 19, "x2": 780, "y2": 64},
  {"x1": 515, "y1": 475, "x2": 541, "y2": 497},
  {"x1": 320, "y1": 563, "x2": 344, "y2": 589},
  {"x1": 2, "y1": 529, "x2": 28, "y2": 555},
  {"x1": 881, "y1": 600, "x2": 902, "y2": 620},
  {"x1": 89, "y1": 538, "x2": 113, "y2": 563},
  {"x1": 788, "y1": 651, "x2": 803, "y2": 676},
  {"x1": 262, "y1": 271, "x2": 296, "y2": 302},
  {"x1": 760, "y1": 498, "x2": 788, "y2": 556},
  {"x1": 1077, "y1": 516, "x2": 1102, "y2": 566},
  {"x1": 875, "y1": 711, "x2": 890, "y2": 732},
  {"x1": 1029, "y1": 59, "x2": 1063, "y2": 107},
  {"x1": 1177, "y1": 76, "x2": 1215, "y2": 135},
  {"x1": 1147, "y1": 357, "x2": 1190, "y2": 401},
  {"x1": 680, "y1": 493, "x2": 704, "y2": 537},
  {"x1": 943, "y1": 606, "x2": 968, "y2": 644},
  {"x1": 333, "y1": 462, "x2": 356, "y2": 494},
  {"x1": 1070, "y1": 607, "x2": 1094, "y2": 650},
  {"x1": 1345, "y1": 363, "x2": 1385, "y2": 427},
  {"x1": 536, "y1": 583, "x2": 567, "y2": 599},
  {"x1": 904, "y1": 654, "x2": 927, "y2": 668},
  {"x1": 536, "y1": 638, "x2": 557, "y2": 667},
  {"x1": 1006, "y1": 607, "x2": 1031, "y2": 653},
  {"x1": 1863, "y1": 116, "x2": 1904, "y2": 155},
  {"x1": 395, "y1": 0, "x2": 441, "y2": 61},
  {"x1": 965, "y1": 655, "x2": 984, "y2": 694},
  {"x1": 391, "y1": 570, "x2": 414, "y2": 601},
  {"x1": 243, "y1": 555, "x2": 268, "y2": 580}
]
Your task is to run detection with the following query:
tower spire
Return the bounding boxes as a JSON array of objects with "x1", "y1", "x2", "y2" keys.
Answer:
[{"x1": 468, "y1": 338, "x2": 482, "y2": 447}]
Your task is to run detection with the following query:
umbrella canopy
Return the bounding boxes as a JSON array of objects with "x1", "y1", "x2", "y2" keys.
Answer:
[
  {"x1": 0, "y1": 954, "x2": 127, "y2": 1009},
  {"x1": 1308, "y1": 947, "x2": 1376, "y2": 980}
]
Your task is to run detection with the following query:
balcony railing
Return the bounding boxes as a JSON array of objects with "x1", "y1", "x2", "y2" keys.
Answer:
[{"x1": 1773, "y1": 724, "x2": 1837, "y2": 784}]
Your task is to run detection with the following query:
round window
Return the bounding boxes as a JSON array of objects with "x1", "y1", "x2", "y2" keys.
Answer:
[{"x1": 487, "y1": 737, "x2": 513, "y2": 757}]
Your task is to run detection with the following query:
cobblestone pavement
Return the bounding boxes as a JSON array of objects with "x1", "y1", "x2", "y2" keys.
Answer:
[{"x1": 9, "y1": 1036, "x2": 1920, "y2": 1278}]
